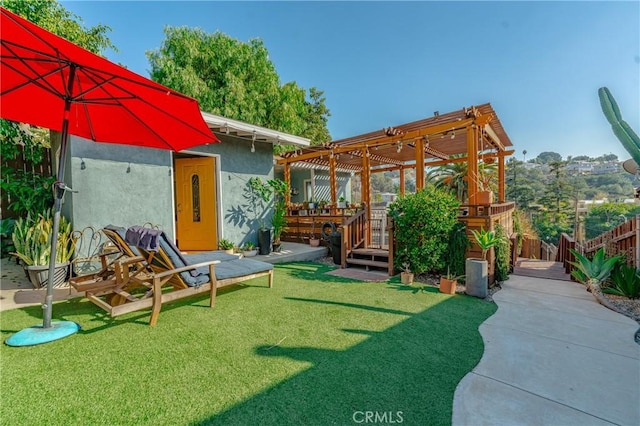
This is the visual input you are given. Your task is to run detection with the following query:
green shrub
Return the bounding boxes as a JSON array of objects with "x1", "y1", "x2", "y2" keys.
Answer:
[
  {"x1": 389, "y1": 186, "x2": 459, "y2": 275},
  {"x1": 494, "y1": 223, "x2": 511, "y2": 282},
  {"x1": 443, "y1": 222, "x2": 470, "y2": 279},
  {"x1": 604, "y1": 261, "x2": 640, "y2": 299}
]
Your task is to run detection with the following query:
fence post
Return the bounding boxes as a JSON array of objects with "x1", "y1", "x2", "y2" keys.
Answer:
[{"x1": 633, "y1": 215, "x2": 640, "y2": 269}]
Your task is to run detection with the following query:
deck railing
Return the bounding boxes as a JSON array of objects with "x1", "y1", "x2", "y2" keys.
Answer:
[
  {"x1": 339, "y1": 207, "x2": 368, "y2": 269},
  {"x1": 556, "y1": 233, "x2": 578, "y2": 276}
]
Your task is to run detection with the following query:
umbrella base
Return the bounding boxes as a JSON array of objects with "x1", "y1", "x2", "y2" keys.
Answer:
[{"x1": 5, "y1": 321, "x2": 80, "y2": 347}]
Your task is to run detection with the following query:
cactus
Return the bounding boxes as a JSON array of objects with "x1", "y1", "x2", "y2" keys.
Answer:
[{"x1": 598, "y1": 87, "x2": 640, "y2": 166}]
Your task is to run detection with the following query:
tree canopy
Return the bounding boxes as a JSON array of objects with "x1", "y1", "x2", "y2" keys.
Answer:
[
  {"x1": 3, "y1": 0, "x2": 116, "y2": 54},
  {"x1": 146, "y1": 27, "x2": 331, "y2": 146}
]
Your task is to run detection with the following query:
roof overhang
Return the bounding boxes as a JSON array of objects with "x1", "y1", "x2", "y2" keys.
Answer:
[{"x1": 201, "y1": 112, "x2": 310, "y2": 147}]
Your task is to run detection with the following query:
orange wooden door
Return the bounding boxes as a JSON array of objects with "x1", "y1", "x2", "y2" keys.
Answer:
[{"x1": 175, "y1": 157, "x2": 217, "y2": 250}]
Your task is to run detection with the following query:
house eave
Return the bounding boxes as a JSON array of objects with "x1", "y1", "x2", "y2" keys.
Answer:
[{"x1": 201, "y1": 112, "x2": 311, "y2": 147}]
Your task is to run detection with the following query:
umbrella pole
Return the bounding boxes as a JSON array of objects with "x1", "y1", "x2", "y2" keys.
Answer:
[
  {"x1": 43, "y1": 65, "x2": 76, "y2": 329},
  {"x1": 4, "y1": 67, "x2": 81, "y2": 346}
]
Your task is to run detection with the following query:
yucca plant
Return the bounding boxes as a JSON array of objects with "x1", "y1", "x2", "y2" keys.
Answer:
[
  {"x1": 569, "y1": 248, "x2": 619, "y2": 294},
  {"x1": 11, "y1": 209, "x2": 76, "y2": 266},
  {"x1": 604, "y1": 262, "x2": 640, "y2": 299},
  {"x1": 471, "y1": 228, "x2": 499, "y2": 261}
]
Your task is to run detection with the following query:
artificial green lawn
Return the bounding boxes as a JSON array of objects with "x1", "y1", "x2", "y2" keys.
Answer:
[{"x1": 0, "y1": 262, "x2": 496, "y2": 425}]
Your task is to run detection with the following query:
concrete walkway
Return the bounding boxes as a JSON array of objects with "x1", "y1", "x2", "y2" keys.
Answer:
[{"x1": 453, "y1": 275, "x2": 640, "y2": 425}]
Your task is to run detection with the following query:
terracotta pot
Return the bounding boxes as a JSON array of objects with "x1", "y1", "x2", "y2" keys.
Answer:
[
  {"x1": 309, "y1": 238, "x2": 320, "y2": 247},
  {"x1": 401, "y1": 272, "x2": 414, "y2": 285},
  {"x1": 476, "y1": 190, "x2": 493, "y2": 205},
  {"x1": 439, "y1": 277, "x2": 457, "y2": 294}
]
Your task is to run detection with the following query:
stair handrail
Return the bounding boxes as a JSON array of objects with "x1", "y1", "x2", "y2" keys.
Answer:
[{"x1": 339, "y1": 206, "x2": 368, "y2": 269}]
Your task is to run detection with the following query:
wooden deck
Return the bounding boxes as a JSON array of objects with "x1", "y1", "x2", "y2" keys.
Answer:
[{"x1": 512, "y1": 258, "x2": 571, "y2": 281}]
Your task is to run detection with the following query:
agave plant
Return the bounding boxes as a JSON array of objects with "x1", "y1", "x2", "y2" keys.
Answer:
[
  {"x1": 569, "y1": 248, "x2": 619, "y2": 294},
  {"x1": 605, "y1": 262, "x2": 640, "y2": 299},
  {"x1": 471, "y1": 228, "x2": 499, "y2": 261}
]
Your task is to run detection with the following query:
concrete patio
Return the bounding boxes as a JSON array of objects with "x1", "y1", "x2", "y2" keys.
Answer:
[{"x1": 453, "y1": 274, "x2": 640, "y2": 426}]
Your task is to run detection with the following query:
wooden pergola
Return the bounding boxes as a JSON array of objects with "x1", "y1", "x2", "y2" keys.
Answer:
[{"x1": 277, "y1": 103, "x2": 514, "y2": 207}]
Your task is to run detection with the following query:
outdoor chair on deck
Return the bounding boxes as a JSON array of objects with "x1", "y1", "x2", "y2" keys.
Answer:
[{"x1": 73, "y1": 226, "x2": 273, "y2": 326}]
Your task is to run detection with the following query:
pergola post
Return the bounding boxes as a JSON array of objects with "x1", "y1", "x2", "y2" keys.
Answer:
[
  {"x1": 414, "y1": 137, "x2": 424, "y2": 190},
  {"x1": 362, "y1": 147, "x2": 371, "y2": 246},
  {"x1": 284, "y1": 162, "x2": 291, "y2": 205},
  {"x1": 466, "y1": 124, "x2": 479, "y2": 204},
  {"x1": 329, "y1": 152, "x2": 337, "y2": 204},
  {"x1": 498, "y1": 154, "x2": 505, "y2": 203},
  {"x1": 399, "y1": 168, "x2": 405, "y2": 195}
]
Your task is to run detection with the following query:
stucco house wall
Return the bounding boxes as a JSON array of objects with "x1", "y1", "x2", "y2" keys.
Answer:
[
  {"x1": 51, "y1": 112, "x2": 309, "y2": 258},
  {"x1": 58, "y1": 133, "x2": 274, "y2": 255}
]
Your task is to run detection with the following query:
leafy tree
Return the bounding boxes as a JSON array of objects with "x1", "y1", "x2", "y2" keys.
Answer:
[
  {"x1": 594, "y1": 154, "x2": 619, "y2": 162},
  {"x1": 572, "y1": 155, "x2": 592, "y2": 162},
  {"x1": 371, "y1": 173, "x2": 395, "y2": 194},
  {"x1": 3, "y1": 0, "x2": 116, "y2": 54},
  {"x1": 147, "y1": 27, "x2": 331, "y2": 146},
  {"x1": 1, "y1": 0, "x2": 116, "y2": 218},
  {"x1": 584, "y1": 202, "x2": 640, "y2": 239},
  {"x1": 536, "y1": 151, "x2": 563, "y2": 164}
]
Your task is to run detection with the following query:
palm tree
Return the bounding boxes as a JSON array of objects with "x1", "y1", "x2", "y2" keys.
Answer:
[{"x1": 428, "y1": 155, "x2": 498, "y2": 202}]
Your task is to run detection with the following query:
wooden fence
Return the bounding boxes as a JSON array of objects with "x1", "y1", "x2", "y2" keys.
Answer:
[
  {"x1": 583, "y1": 215, "x2": 640, "y2": 267},
  {"x1": 520, "y1": 236, "x2": 557, "y2": 261},
  {"x1": 1, "y1": 146, "x2": 53, "y2": 219}
]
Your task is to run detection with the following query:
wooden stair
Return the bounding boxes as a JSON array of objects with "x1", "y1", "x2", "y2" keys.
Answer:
[{"x1": 346, "y1": 248, "x2": 391, "y2": 273}]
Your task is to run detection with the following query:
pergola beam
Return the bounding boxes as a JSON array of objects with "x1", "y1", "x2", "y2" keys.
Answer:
[
  {"x1": 368, "y1": 150, "x2": 515, "y2": 173},
  {"x1": 277, "y1": 118, "x2": 475, "y2": 166},
  {"x1": 483, "y1": 124, "x2": 505, "y2": 152}
]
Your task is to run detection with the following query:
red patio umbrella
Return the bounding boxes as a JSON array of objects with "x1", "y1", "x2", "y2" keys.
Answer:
[{"x1": 0, "y1": 7, "x2": 219, "y2": 345}]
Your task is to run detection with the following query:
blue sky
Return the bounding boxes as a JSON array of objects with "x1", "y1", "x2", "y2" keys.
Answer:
[{"x1": 62, "y1": 1, "x2": 639, "y2": 161}]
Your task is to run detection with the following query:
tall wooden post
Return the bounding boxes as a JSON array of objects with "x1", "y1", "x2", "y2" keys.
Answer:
[
  {"x1": 362, "y1": 147, "x2": 371, "y2": 246},
  {"x1": 329, "y1": 153, "x2": 337, "y2": 204},
  {"x1": 284, "y1": 162, "x2": 291, "y2": 205},
  {"x1": 498, "y1": 154, "x2": 505, "y2": 203},
  {"x1": 415, "y1": 137, "x2": 424, "y2": 190},
  {"x1": 399, "y1": 167, "x2": 405, "y2": 195},
  {"x1": 467, "y1": 125, "x2": 479, "y2": 204}
]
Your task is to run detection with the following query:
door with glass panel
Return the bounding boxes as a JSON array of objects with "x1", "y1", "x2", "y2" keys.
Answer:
[{"x1": 174, "y1": 157, "x2": 217, "y2": 250}]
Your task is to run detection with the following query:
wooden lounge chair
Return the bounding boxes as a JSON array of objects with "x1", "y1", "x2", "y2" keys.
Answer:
[
  {"x1": 69, "y1": 225, "x2": 150, "y2": 302},
  {"x1": 75, "y1": 226, "x2": 273, "y2": 326}
]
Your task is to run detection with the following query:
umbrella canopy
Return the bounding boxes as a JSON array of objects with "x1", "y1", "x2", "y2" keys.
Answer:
[
  {"x1": 1, "y1": 7, "x2": 219, "y2": 342},
  {"x1": 0, "y1": 7, "x2": 218, "y2": 150}
]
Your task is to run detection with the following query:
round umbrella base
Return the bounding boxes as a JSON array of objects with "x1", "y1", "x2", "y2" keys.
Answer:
[{"x1": 5, "y1": 321, "x2": 80, "y2": 347}]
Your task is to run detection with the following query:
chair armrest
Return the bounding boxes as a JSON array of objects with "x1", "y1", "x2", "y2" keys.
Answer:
[
  {"x1": 153, "y1": 260, "x2": 220, "y2": 279},
  {"x1": 119, "y1": 255, "x2": 146, "y2": 265}
]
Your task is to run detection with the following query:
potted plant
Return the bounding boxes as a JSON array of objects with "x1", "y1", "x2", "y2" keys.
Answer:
[
  {"x1": 268, "y1": 179, "x2": 289, "y2": 253},
  {"x1": 401, "y1": 262, "x2": 414, "y2": 285},
  {"x1": 337, "y1": 196, "x2": 347, "y2": 209},
  {"x1": 465, "y1": 228, "x2": 499, "y2": 298},
  {"x1": 11, "y1": 210, "x2": 77, "y2": 288},
  {"x1": 439, "y1": 267, "x2": 463, "y2": 295},
  {"x1": 248, "y1": 177, "x2": 273, "y2": 255},
  {"x1": 218, "y1": 239, "x2": 234, "y2": 254},
  {"x1": 242, "y1": 242, "x2": 258, "y2": 257},
  {"x1": 307, "y1": 197, "x2": 316, "y2": 210}
]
